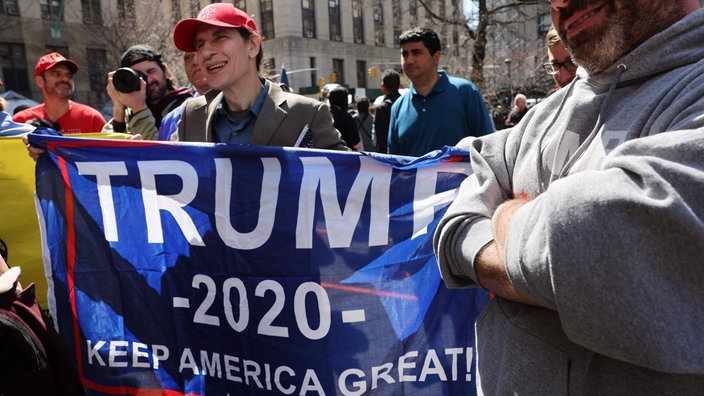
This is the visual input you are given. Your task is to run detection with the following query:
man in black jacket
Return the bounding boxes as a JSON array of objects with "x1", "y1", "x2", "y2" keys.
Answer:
[
  {"x1": 328, "y1": 86, "x2": 361, "y2": 150},
  {"x1": 373, "y1": 69, "x2": 401, "y2": 153}
]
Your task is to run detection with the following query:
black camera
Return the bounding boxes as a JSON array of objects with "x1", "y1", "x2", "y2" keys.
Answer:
[{"x1": 113, "y1": 67, "x2": 147, "y2": 93}]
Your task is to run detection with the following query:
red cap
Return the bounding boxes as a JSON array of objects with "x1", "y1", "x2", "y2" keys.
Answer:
[
  {"x1": 34, "y1": 52, "x2": 79, "y2": 76},
  {"x1": 173, "y1": 3, "x2": 258, "y2": 52}
]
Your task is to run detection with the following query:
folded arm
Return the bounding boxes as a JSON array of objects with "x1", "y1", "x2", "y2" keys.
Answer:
[{"x1": 502, "y1": 128, "x2": 704, "y2": 372}]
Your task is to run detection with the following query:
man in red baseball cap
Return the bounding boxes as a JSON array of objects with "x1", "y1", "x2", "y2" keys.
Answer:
[
  {"x1": 171, "y1": 3, "x2": 348, "y2": 150},
  {"x1": 13, "y1": 52, "x2": 105, "y2": 134}
]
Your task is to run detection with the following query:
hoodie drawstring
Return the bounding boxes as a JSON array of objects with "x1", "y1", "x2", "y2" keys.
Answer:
[
  {"x1": 552, "y1": 63, "x2": 628, "y2": 181},
  {"x1": 536, "y1": 77, "x2": 579, "y2": 190}
]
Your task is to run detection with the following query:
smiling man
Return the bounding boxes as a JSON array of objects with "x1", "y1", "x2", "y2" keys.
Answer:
[
  {"x1": 172, "y1": 3, "x2": 348, "y2": 150},
  {"x1": 434, "y1": 0, "x2": 704, "y2": 393},
  {"x1": 13, "y1": 52, "x2": 105, "y2": 133},
  {"x1": 387, "y1": 27, "x2": 493, "y2": 156},
  {"x1": 103, "y1": 45, "x2": 192, "y2": 140}
]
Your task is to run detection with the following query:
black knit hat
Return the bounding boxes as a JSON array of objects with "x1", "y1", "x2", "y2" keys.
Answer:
[
  {"x1": 120, "y1": 44, "x2": 163, "y2": 68},
  {"x1": 328, "y1": 87, "x2": 349, "y2": 108}
]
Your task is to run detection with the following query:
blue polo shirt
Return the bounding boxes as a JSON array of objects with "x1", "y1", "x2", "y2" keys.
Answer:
[
  {"x1": 387, "y1": 70, "x2": 494, "y2": 156},
  {"x1": 213, "y1": 80, "x2": 269, "y2": 144}
]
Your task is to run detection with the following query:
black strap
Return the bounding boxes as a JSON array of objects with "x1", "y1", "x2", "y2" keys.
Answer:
[{"x1": 356, "y1": 114, "x2": 371, "y2": 139}]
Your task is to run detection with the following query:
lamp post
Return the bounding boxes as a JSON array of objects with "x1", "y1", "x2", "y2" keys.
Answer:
[{"x1": 504, "y1": 58, "x2": 513, "y2": 102}]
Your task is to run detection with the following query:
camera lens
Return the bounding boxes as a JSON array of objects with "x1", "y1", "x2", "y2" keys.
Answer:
[{"x1": 113, "y1": 67, "x2": 144, "y2": 93}]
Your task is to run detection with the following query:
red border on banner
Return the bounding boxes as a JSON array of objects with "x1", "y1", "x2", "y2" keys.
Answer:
[{"x1": 52, "y1": 139, "x2": 198, "y2": 396}]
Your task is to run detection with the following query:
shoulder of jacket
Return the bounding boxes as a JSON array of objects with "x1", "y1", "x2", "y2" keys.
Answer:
[
  {"x1": 284, "y1": 91, "x2": 320, "y2": 106},
  {"x1": 183, "y1": 93, "x2": 212, "y2": 112}
]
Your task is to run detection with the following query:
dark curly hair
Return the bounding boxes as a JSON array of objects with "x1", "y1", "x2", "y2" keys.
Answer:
[{"x1": 399, "y1": 27, "x2": 442, "y2": 55}]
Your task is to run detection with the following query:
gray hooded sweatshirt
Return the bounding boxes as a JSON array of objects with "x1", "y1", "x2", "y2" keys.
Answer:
[{"x1": 434, "y1": 9, "x2": 704, "y2": 395}]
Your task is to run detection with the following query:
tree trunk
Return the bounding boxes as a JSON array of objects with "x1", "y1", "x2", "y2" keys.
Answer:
[{"x1": 470, "y1": 0, "x2": 489, "y2": 90}]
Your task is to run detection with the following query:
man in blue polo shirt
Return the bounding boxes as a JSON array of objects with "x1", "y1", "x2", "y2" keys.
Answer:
[{"x1": 388, "y1": 27, "x2": 493, "y2": 157}]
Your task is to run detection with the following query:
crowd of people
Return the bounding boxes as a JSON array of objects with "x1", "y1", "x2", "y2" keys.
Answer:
[
  {"x1": 7, "y1": 3, "x2": 561, "y2": 154},
  {"x1": 7, "y1": 7, "x2": 572, "y2": 157},
  {"x1": 3, "y1": 0, "x2": 704, "y2": 393}
]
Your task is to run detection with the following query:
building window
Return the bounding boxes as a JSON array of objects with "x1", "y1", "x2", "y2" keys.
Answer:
[
  {"x1": 332, "y1": 58, "x2": 344, "y2": 85},
  {"x1": 393, "y1": 29, "x2": 401, "y2": 48},
  {"x1": 328, "y1": 0, "x2": 341, "y2": 42},
  {"x1": 233, "y1": 0, "x2": 246, "y2": 12},
  {"x1": 301, "y1": 0, "x2": 316, "y2": 38},
  {"x1": 267, "y1": 57, "x2": 275, "y2": 76},
  {"x1": 538, "y1": 11, "x2": 551, "y2": 36},
  {"x1": 352, "y1": 0, "x2": 363, "y2": 44},
  {"x1": 86, "y1": 48, "x2": 109, "y2": 103},
  {"x1": 81, "y1": 0, "x2": 102, "y2": 25},
  {"x1": 0, "y1": 0, "x2": 20, "y2": 15},
  {"x1": 117, "y1": 0, "x2": 135, "y2": 25},
  {"x1": 356, "y1": 60, "x2": 367, "y2": 88},
  {"x1": 373, "y1": 1, "x2": 384, "y2": 46},
  {"x1": 309, "y1": 57, "x2": 316, "y2": 87},
  {"x1": 45, "y1": 45, "x2": 69, "y2": 57},
  {"x1": 424, "y1": 11, "x2": 433, "y2": 26},
  {"x1": 392, "y1": 0, "x2": 401, "y2": 46},
  {"x1": 259, "y1": 0, "x2": 274, "y2": 39},
  {"x1": 40, "y1": 0, "x2": 62, "y2": 21},
  {"x1": 0, "y1": 42, "x2": 30, "y2": 96}
]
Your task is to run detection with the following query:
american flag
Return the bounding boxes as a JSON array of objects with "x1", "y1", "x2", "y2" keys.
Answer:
[{"x1": 295, "y1": 125, "x2": 314, "y2": 148}]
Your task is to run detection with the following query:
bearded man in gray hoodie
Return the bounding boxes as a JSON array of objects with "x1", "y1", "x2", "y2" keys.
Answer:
[{"x1": 434, "y1": 0, "x2": 704, "y2": 394}]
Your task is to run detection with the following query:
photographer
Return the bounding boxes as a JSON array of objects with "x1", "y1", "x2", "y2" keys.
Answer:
[{"x1": 103, "y1": 45, "x2": 191, "y2": 140}]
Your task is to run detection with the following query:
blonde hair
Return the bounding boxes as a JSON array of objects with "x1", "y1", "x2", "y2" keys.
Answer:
[
  {"x1": 0, "y1": 97, "x2": 6, "y2": 112},
  {"x1": 546, "y1": 25, "x2": 561, "y2": 48}
]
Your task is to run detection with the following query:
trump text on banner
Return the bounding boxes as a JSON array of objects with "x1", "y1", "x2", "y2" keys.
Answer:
[{"x1": 29, "y1": 132, "x2": 490, "y2": 396}]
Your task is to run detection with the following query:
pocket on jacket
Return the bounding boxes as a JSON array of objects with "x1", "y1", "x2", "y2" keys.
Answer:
[{"x1": 475, "y1": 298, "x2": 570, "y2": 395}]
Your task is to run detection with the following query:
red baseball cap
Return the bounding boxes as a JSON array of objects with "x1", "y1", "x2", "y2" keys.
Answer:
[
  {"x1": 173, "y1": 3, "x2": 258, "y2": 52},
  {"x1": 34, "y1": 52, "x2": 79, "y2": 76}
]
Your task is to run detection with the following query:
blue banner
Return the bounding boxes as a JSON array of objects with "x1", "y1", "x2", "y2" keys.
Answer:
[{"x1": 30, "y1": 132, "x2": 490, "y2": 396}]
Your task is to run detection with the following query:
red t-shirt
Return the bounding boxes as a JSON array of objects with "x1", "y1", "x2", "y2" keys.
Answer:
[{"x1": 13, "y1": 101, "x2": 106, "y2": 134}]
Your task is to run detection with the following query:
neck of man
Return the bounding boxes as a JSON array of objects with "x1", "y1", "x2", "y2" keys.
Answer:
[
  {"x1": 413, "y1": 71, "x2": 439, "y2": 97},
  {"x1": 195, "y1": 85, "x2": 210, "y2": 96},
  {"x1": 149, "y1": 88, "x2": 176, "y2": 106},
  {"x1": 42, "y1": 94, "x2": 71, "y2": 121},
  {"x1": 222, "y1": 75, "x2": 264, "y2": 112}
]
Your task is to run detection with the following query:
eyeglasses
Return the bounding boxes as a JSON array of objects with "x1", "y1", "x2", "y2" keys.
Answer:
[{"x1": 543, "y1": 59, "x2": 578, "y2": 75}]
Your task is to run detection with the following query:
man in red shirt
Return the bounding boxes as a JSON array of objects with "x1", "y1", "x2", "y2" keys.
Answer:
[{"x1": 13, "y1": 52, "x2": 106, "y2": 134}]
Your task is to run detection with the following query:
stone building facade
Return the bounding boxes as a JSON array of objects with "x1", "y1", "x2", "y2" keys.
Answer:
[{"x1": 0, "y1": 0, "x2": 466, "y2": 109}]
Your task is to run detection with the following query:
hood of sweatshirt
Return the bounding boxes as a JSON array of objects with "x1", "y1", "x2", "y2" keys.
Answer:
[
  {"x1": 584, "y1": 8, "x2": 704, "y2": 90},
  {"x1": 518, "y1": 8, "x2": 704, "y2": 187}
]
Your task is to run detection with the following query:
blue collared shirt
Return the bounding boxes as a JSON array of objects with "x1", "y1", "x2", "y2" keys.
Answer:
[
  {"x1": 387, "y1": 70, "x2": 494, "y2": 156},
  {"x1": 213, "y1": 80, "x2": 269, "y2": 144}
]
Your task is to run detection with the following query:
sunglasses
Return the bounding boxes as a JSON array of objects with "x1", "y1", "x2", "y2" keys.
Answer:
[{"x1": 543, "y1": 59, "x2": 578, "y2": 75}]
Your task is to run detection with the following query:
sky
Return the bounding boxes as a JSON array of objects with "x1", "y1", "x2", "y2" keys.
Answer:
[{"x1": 463, "y1": 0, "x2": 479, "y2": 29}]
